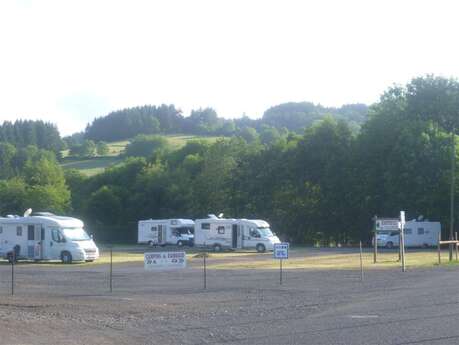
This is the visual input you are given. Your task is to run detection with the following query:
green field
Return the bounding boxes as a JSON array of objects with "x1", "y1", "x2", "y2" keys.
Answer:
[{"x1": 61, "y1": 134, "x2": 223, "y2": 176}]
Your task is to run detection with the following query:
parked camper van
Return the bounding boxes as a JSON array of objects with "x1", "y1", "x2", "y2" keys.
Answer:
[
  {"x1": 138, "y1": 219, "x2": 194, "y2": 247},
  {"x1": 0, "y1": 212, "x2": 99, "y2": 264},
  {"x1": 194, "y1": 216, "x2": 281, "y2": 252},
  {"x1": 376, "y1": 220, "x2": 441, "y2": 248}
]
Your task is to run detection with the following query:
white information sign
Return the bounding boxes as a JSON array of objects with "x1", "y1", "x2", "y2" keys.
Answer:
[
  {"x1": 375, "y1": 219, "x2": 399, "y2": 231},
  {"x1": 144, "y1": 251, "x2": 187, "y2": 270},
  {"x1": 273, "y1": 243, "x2": 289, "y2": 259},
  {"x1": 400, "y1": 211, "x2": 406, "y2": 227}
]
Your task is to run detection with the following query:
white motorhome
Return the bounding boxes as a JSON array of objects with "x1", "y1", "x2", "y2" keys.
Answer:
[
  {"x1": 194, "y1": 216, "x2": 281, "y2": 252},
  {"x1": 376, "y1": 220, "x2": 441, "y2": 248},
  {"x1": 138, "y1": 219, "x2": 194, "y2": 247},
  {"x1": 0, "y1": 212, "x2": 99, "y2": 264}
]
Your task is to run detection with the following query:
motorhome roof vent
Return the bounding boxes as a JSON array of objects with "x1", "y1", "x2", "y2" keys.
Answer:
[{"x1": 208, "y1": 214, "x2": 218, "y2": 219}]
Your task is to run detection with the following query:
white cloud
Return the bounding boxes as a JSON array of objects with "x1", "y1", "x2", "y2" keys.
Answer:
[{"x1": 0, "y1": 0, "x2": 459, "y2": 135}]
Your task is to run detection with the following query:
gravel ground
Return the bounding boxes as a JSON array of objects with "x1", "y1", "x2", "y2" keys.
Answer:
[{"x1": 1, "y1": 248, "x2": 459, "y2": 345}]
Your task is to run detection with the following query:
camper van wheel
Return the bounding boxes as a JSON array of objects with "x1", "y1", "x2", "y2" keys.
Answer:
[
  {"x1": 213, "y1": 244, "x2": 222, "y2": 252},
  {"x1": 386, "y1": 241, "x2": 394, "y2": 249},
  {"x1": 256, "y1": 244, "x2": 266, "y2": 253},
  {"x1": 61, "y1": 251, "x2": 73, "y2": 264}
]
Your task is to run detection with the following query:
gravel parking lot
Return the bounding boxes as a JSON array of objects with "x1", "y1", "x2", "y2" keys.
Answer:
[{"x1": 1, "y1": 248, "x2": 459, "y2": 345}]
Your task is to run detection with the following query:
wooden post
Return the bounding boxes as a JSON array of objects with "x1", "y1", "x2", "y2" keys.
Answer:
[
  {"x1": 456, "y1": 232, "x2": 458, "y2": 261},
  {"x1": 438, "y1": 232, "x2": 441, "y2": 265},
  {"x1": 203, "y1": 253, "x2": 207, "y2": 290},
  {"x1": 359, "y1": 241, "x2": 364, "y2": 281},
  {"x1": 11, "y1": 251, "x2": 15, "y2": 296},
  {"x1": 373, "y1": 235, "x2": 377, "y2": 264},
  {"x1": 109, "y1": 246, "x2": 113, "y2": 293}
]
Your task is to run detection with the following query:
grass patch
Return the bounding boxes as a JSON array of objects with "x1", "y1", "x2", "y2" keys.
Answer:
[
  {"x1": 206, "y1": 250, "x2": 457, "y2": 270},
  {"x1": 60, "y1": 135, "x2": 224, "y2": 176},
  {"x1": 61, "y1": 156, "x2": 123, "y2": 176}
]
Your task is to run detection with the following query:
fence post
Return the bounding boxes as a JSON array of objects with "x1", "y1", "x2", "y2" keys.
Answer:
[
  {"x1": 373, "y1": 235, "x2": 377, "y2": 264},
  {"x1": 455, "y1": 232, "x2": 458, "y2": 261},
  {"x1": 359, "y1": 241, "x2": 364, "y2": 281},
  {"x1": 203, "y1": 253, "x2": 207, "y2": 290},
  {"x1": 11, "y1": 251, "x2": 15, "y2": 296},
  {"x1": 438, "y1": 232, "x2": 441, "y2": 265},
  {"x1": 109, "y1": 245, "x2": 113, "y2": 293}
]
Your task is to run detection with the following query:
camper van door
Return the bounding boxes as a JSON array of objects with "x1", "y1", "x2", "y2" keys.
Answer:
[
  {"x1": 26, "y1": 224, "x2": 43, "y2": 259},
  {"x1": 49, "y1": 227, "x2": 66, "y2": 260}
]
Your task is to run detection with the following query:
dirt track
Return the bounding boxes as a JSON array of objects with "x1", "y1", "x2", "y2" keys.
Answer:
[{"x1": 1, "y1": 248, "x2": 459, "y2": 345}]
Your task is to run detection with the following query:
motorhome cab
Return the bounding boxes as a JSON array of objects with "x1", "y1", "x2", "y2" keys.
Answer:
[
  {"x1": 138, "y1": 219, "x2": 194, "y2": 247},
  {"x1": 194, "y1": 215, "x2": 281, "y2": 252},
  {"x1": 376, "y1": 220, "x2": 441, "y2": 248},
  {"x1": 0, "y1": 212, "x2": 99, "y2": 264}
]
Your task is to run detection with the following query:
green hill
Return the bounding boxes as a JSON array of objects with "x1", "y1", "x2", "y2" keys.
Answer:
[{"x1": 61, "y1": 134, "x2": 221, "y2": 176}]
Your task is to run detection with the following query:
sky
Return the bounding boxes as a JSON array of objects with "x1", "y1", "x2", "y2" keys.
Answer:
[{"x1": 1, "y1": 0, "x2": 459, "y2": 136}]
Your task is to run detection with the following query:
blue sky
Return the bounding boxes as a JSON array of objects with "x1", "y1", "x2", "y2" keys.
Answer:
[{"x1": 1, "y1": 0, "x2": 459, "y2": 135}]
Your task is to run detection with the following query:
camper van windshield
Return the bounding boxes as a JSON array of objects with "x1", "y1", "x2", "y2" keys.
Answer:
[
  {"x1": 257, "y1": 228, "x2": 273, "y2": 237},
  {"x1": 62, "y1": 228, "x2": 90, "y2": 241}
]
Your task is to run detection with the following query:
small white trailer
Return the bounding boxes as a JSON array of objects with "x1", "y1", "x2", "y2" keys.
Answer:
[
  {"x1": 376, "y1": 220, "x2": 441, "y2": 248},
  {"x1": 0, "y1": 212, "x2": 99, "y2": 263},
  {"x1": 194, "y1": 215, "x2": 281, "y2": 252},
  {"x1": 138, "y1": 219, "x2": 194, "y2": 247}
]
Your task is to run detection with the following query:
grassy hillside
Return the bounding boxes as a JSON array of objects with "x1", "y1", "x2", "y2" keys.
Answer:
[{"x1": 61, "y1": 134, "x2": 222, "y2": 176}]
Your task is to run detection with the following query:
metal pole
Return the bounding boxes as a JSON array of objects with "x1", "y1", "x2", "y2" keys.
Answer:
[
  {"x1": 109, "y1": 246, "x2": 113, "y2": 293},
  {"x1": 450, "y1": 128, "x2": 456, "y2": 261},
  {"x1": 438, "y1": 232, "x2": 441, "y2": 265},
  {"x1": 456, "y1": 232, "x2": 458, "y2": 261},
  {"x1": 203, "y1": 253, "x2": 207, "y2": 290},
  {"x1": 280, "y1": 258, "x2": 283, "y2": 285},
  {"x1": 373, "y1": 235, "x2": 377, "y2": 264},
  {"x1": 373, "y1": 216, "x2": 377, "y2": 264},
  {"x1": 401, "y1": 227, "x2": 406, "y2": 272},
  {"x1": 11, "y1": 252, "x2": 15, "y2": 296},
  {"x1": 359, "y1": 241, "x2": 364, "y2": 281}
]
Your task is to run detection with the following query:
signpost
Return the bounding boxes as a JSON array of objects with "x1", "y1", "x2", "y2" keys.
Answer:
[
  {"x1": 144, "y1": 251, "x2": 187, "y2": 270},
  {"x1": 273, "y1": 243, "x2": 289, "y2": 285},
  {"x1": 400, "y1": 211, "x2": 406, "y2": 272}
]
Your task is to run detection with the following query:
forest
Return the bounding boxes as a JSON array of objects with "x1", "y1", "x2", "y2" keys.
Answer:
[{"x1": 1, "y1": 76, "x2": 458, "y2": 244}]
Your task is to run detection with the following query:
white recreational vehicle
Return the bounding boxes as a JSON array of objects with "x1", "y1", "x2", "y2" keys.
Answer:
[
  {"x1": 194, "y1": 215, "x2": 281, "y2": 252},
  {"x1": 376, "y1": 220, "x2": 441, "y2": 248},
  {"x1": 0, "y1": 212, "x2": 99, "y2": 264},
  {"x1": 138, "y1": 219, "x2": 194, "y2": 247}
]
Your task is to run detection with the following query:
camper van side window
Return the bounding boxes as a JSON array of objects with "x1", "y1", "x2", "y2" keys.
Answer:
[
  {"x1": 404, "y1": 228, "x2": 412, "y2": 235},
  {"x1": 201, "y1": 223, "x2": 210, "y2": 230},
  {"x1": 52, "y1": 229, "x2": 64, "y2": 242},
  {"x1": 16, "y1": 226, "x2": 22, "y2": 236},
  {"x1": 151, "y1": 226, "x2": 157, "y2": 232},
  {"x1": 217, "y1": 226, "x2": 225, "y2": 234},
  {"x1": 417, "y1": 228, "x2": 425, "y2": 235}
]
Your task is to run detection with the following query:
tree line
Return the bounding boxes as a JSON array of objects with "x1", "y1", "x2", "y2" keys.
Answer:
[
  {"x1": 1, "y1": 76, "x2": 458, "y2": 244},
  {"x1": 80, "y1": 103, "x2": 368, "y2": 143},
  {"x1": 0, "y1": 120, "x2": 64, "y2": 154}
]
